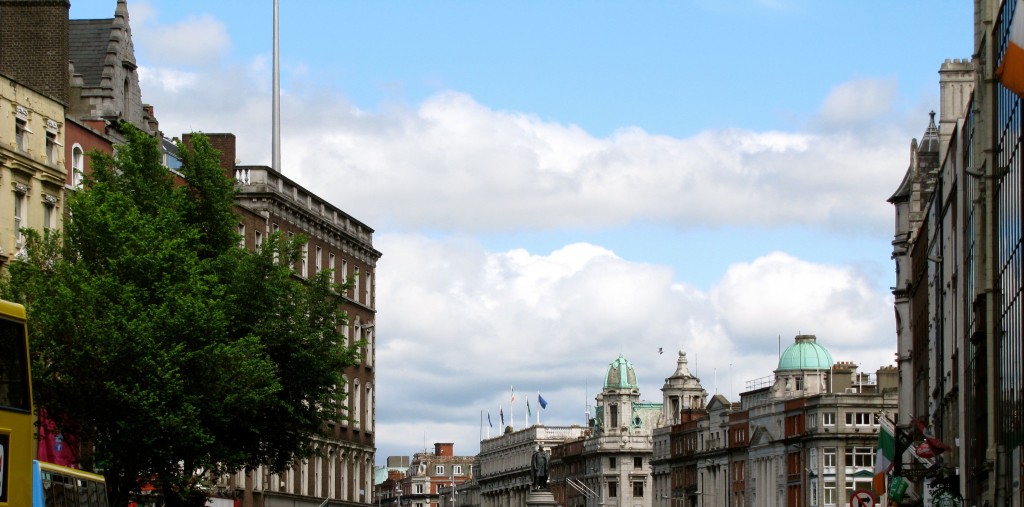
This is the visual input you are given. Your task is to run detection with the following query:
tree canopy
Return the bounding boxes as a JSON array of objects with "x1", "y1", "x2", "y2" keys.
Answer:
[{"x1": 1, "y1": 124, "x2": 359, "y2": 507}]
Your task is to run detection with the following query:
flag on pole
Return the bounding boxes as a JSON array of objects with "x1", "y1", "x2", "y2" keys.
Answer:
[
  {"x1": 873, "y1": 414, "x2": 896, "y2": 496},
  {"x1": 527, "y1": 399, "x2": 532, "y2": 420},
  {"x1": 488, "y1": 412, "x2": 493, "y2": 428},
  {"x1": 538, "y1": 393, "x2": 548, "y2": 409},
  {"x1": 998, "y1": 0, "x2": 1024, "y2": 95},
  {"x1": 500, "y1": 407, "x2": 505, "y2": 427},
  {"x1": 511, "y1": 386, "x2": 516, "y2": 404}
]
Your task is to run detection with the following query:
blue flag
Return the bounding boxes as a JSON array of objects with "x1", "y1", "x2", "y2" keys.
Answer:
[
  {"x1": 538, "y1": 394, "x2": 548, "y2": 409},
  {"x1": 488, "y1": 412, "x2": 493, "y2": 428},
  {"x1": 500, "y1": 407, "x2": 505, "y2": 426}
]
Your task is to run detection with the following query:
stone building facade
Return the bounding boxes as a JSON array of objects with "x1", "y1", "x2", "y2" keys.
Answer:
[
  {"x1": 376, "y1": 443, "x2": 475, "y2": 507},
  {"x1": 651, "y1": 335, "x2": 896, "y2": 507},
  {"x1": 886, "y1": 1, "x2": 1024, "y2": 503}
]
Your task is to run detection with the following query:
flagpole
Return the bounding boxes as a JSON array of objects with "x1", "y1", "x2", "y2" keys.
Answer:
[{"x1": 510, "y1": 386, "x2": 515, "y2": 432}]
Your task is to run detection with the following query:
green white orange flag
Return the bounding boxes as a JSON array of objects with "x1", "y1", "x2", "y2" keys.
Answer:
[
  {"x1": 873, "y1": 414, "x2": 896, "y2": 496},
  {"x1": 998, "y1": 0, "x2": 1024, "y2": 95}
]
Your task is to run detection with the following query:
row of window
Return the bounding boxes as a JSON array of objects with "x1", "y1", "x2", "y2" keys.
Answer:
[
  {"x1": 607, "y1": 456, "x2": 643, "y2": 469},
  {"x1": 11, "y1": 186, "x2": 58, "y2": 248},
  {"x1": 807, "y1": 411, "x2": 884, "y2": 428},
  {"x1": 238, "y1": 223, "x2": 375, "y2": 308},
  {"x1": 605, "y1": 480, "x2": 645, "y2": 498},
  {"x1": 817, "y1": 446, "x2": 875, "y2": 469},
  {"x1": 10, "y1": 104, "x2": 63, "y2": 167}
]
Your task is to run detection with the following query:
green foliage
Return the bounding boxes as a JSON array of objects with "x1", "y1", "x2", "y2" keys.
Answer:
[{"x1": 0, "y1": 124, "x2": 358, "y2": 507}]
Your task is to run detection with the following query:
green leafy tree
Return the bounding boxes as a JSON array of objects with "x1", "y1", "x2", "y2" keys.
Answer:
[{"x1": 0, "y1": 124, "x2": 359, "y2": 507}]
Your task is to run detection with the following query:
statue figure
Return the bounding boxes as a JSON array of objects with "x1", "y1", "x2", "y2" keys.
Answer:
[{"x1": 531, "y1": 445, "x2": 549, "y2": 489}]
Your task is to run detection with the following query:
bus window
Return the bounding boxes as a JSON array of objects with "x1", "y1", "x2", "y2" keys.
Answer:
[
  {"x1": 0, "y1": 316, "x2": 30, "y2": 410},
  {"x1": 35, "y1": 461, "x2": 109, "y2": 507}
]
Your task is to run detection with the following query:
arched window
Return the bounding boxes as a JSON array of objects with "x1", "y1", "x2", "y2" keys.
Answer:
[
  {"x1": 122, "y1": 78, "x2": 130, "y2": 119},
  {"x1": 71, "y1": 144, "x2": 85, "y2": 189}
]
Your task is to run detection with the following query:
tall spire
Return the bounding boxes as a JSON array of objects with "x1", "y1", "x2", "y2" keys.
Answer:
[{"x1": 272, "y1": 0, "x2": 281, "y2": 173}]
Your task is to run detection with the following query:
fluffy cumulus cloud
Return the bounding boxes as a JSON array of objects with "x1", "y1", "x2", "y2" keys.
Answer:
[
  {"x1": 131, "y1": 9, "x2": 231, "y2": 67},
  {"x1": 372, "y1": 235, "x2": 894, "y2": 458},
  {"x1": 138, "y1": 62, "x2": 910, "y2": 237},
  {"x1": 279, "y1": 92, "x2": 908, "y2": 236}
]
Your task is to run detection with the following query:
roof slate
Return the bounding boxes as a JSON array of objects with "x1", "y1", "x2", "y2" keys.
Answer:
[{"x1": 69, "y1": 18, "x2": 113, "y2": 88}]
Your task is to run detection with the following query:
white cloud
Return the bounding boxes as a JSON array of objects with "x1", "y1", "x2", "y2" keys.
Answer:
[
  {"x1": 814, "y1": 78, "x2": 899, "y2": 130},
  {"x1": 133, "y1": 11, "x2": 230, "y2": 67},
  {"x1": 710, "y1": 252, "x2": 894, "y2": 352},
  {"x1": 372, "y1": 235, "x2": 895, "y2": 459},
  {"x1": 137, "y1": 52, "x2": 910, "y2": 237}
]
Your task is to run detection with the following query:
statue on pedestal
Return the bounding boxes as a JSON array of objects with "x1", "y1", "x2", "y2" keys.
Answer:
[{"x1": 531, "y1": 445, "x2": 549, "y2": 490}]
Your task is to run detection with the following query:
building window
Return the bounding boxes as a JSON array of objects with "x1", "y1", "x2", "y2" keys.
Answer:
[
  {"x1": 610, "y1": 404, "x2": 619, "y2": 428},
  {"x1": 43, "y1": 201, "x2": 55, "y2": 231},
  {"x1": 255, "y1": 231, "x2": 262, "y2": 250},
  {"x1": 13, "y1": 189, "x2": 26, "y2": 246},
  {"x1": 822, "y1": 412, "x2": 836, "y2": 426},
  {"x1": 415, "y1": 484, "x2": 423, "y2": 494},
  {"x1": 844, "y1": 447, "x2": 874, "y2": 468},
  {"x1": 365, "y1": 271, "x2": 372, "y2": 307},
  {"x1": 453, "y1": 465, "x2": 462, "y2": 475},
  {"x1": 608, "y1": 481, "x2": 618, "y2": 498},
  {"x1": 71, "y1": 145, "x2": 85, "y2": 188},
  {"x1": 844, "y1": 477, "x2": 872, "y2": 501},
  {"x1": 44, "y1": 119, "x2": 61, "y2": 166},
  {"x1": 354, "y1": 268, "x2": 360, "y2": 302},
  {"x1": 301, "y1": 242, "x2": 309, "y2": 278},
  {"x1": 14, "y1": 106, "x2": 31, "y2": 152},
  {"x1": 808, "y1": 413, "x2": 818, "y2": 429},
  {"x1": 435, "y1": 465, "x2": 444, "y2": 475},
  {"x1": 316, "y1": 246, "x2": 322, "y2": 274},
  {"x1": 609, "y1": 457, "x2": 617, "y2": 469},
  {"x1": 238, "y1": 223, "x2": 246, "y2": 248},
  {"x1": 15, "y1": 117, "x2": 30, "y2": 152},
  {"x1": 845, "y1": 412, "x2": 872, "y2": 426},
  {"x1": 632, "y1": 481, "x2": 644, "y2": 497},
  {"x1": 823, "y1": 447, "x2": 836, "y2": 469},
  {"x1": 45, "y1": 132, "x2": 58, "y2": 164},
  {"x1": 823, "y1": 481, "x2": 836, "y2": 506},
  {"x1": 634, "y1": 457, "x2": 642, "y2": 468}
]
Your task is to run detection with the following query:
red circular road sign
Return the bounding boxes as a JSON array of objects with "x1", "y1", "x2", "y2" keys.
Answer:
[{"x1": 850, "y1": 490, "x2": 876, "y2": 507}]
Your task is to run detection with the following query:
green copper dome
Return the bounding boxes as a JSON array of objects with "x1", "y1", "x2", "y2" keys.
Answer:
[
  {"x1": 777, "y1": 335, "x2": 833, "y2": 371},
  {"x1": 605, "y1": 354, "x2": 639, "y2": 389}
]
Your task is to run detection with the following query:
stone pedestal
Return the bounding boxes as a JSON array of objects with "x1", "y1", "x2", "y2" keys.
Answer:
[{"x1": 526, "y1": 489, "x2": 558, "y2": 506}]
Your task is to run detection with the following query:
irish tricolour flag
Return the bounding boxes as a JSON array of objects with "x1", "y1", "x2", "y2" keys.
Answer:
[
  {"x1": 873, "y1": 414, "x2": 896, "y2": 496},
  {"x1": 999, "y1": 0, "x2": 1024, "y2": 95}
]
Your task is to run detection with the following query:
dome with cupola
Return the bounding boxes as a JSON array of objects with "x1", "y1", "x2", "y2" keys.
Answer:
[
  {"x1": 777, "y1": 334, "x2": 833, "y2": 371},
  {"x1": 605, "y1": 353, "x2": 639, "y2": 389}
]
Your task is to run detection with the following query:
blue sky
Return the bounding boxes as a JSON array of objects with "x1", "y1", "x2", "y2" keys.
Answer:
[{"x1": 72, "y1": 0, "x2": 971, "y2": 464}]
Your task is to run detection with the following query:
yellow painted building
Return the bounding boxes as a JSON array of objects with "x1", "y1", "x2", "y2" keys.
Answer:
[{"x1": 0, "y1": 73, "x2": 66, "y2": 266}]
